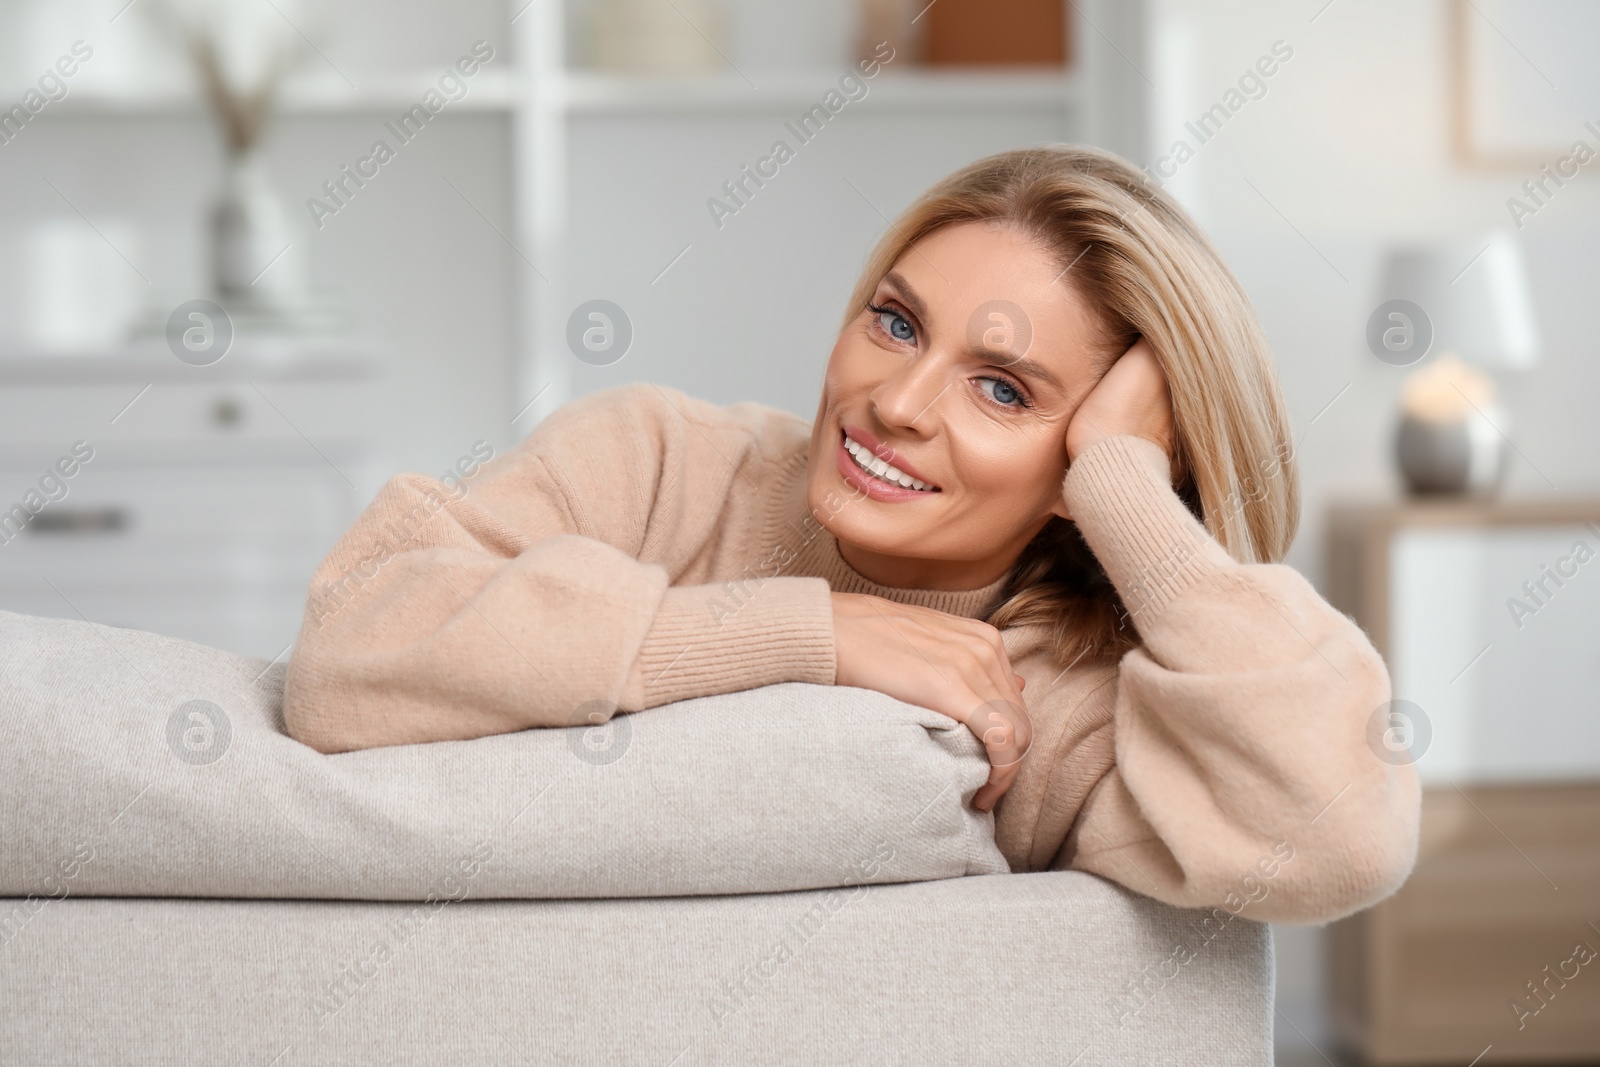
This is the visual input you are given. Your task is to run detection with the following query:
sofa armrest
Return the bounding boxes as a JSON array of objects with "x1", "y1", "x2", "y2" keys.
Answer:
[{"x1": 0, "y1": 872, "x2": 1273, "y2": 1065}]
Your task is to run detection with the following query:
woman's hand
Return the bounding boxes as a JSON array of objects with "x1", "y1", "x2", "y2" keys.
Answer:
[
  {"x1": 831, "y1": 591, "x2": 1032, "y2": 813},
  {"x1": 1065, "y1": 336, "x2": 1176, "y2": 468}
]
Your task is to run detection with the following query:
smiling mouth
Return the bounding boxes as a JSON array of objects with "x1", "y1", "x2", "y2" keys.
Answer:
[{"x1": 841, "y1": 430, "x2": 940, "y2": 492}]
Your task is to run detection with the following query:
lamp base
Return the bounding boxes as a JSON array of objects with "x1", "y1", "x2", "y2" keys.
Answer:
[{"x1": 1395, "y1": 409, "x2": 1509, "y2": 496}]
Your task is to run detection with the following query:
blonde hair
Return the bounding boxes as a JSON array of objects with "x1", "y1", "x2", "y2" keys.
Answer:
[{"x1": 842, "y1": 144, "x2": 1300, "y2": 668}]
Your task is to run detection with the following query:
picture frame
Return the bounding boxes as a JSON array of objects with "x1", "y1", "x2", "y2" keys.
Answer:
[{"x1": 1450, "y1": 0, "x2": 1600, "y2": 167}]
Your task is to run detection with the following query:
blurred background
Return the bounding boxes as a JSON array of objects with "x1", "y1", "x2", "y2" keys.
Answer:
[{"x1": 0, "y1": 0, "x2": 1596, "y2": 1062}]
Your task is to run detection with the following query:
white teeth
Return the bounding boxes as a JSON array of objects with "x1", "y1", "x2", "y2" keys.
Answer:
[{"x1": 843, "y1": 433, "x2": 934, "y2": 491}]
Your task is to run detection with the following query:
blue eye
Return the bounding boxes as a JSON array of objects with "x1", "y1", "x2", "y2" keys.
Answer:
[
  {"x1": 977, "y1": 376, "x2": 1029, "y2": 409},
  {"x1": 868, "y1": 304, "x2": 915, "y2": 343}
]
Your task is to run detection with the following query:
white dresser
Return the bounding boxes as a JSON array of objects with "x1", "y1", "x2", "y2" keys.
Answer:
[{"x1": 0, "y1": 343, "x2": 386, "y2": 662}]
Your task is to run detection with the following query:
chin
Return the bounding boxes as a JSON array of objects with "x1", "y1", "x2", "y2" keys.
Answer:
[
  {"x1": 803, "y1": 473, "x2": 846, "y2": 530},
  {"x1": 805, "y1": 471, "x2": 863, "y2": 531},
  {"x1": 806, "y1": 480, "x2": 904, "y2": 553}
]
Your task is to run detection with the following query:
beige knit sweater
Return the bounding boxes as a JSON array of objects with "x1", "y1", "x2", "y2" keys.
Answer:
[{"x1": 284, "y1": 382, "x2": 1421, "y2": 924}]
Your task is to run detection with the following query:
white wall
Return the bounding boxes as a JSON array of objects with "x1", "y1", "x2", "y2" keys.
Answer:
[{"x1": 1146, "y1": 1, "x2": 1600, "y2": 1056}]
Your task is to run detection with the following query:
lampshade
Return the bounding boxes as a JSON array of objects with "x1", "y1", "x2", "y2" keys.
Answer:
[{"x1": 1376, "y1": 228, "x2": 1541, "y2": 370}]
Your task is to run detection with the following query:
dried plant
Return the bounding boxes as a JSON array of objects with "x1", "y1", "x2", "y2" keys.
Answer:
[
  {"x1": 184, "y1": 31, "x2": 296, "y2": 156},
  {"x1": 147, "y1": 0, "x2": 311, "y2": 158}
]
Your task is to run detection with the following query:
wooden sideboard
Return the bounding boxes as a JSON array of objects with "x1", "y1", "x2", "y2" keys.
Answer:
[{"x1": 1324, "y1": 497, "x2": 1600, "y2": 1064}]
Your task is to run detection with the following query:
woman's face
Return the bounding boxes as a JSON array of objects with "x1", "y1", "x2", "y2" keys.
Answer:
[{"x1": 806, "y1": 220, "x2": 1116, "y2": 591}]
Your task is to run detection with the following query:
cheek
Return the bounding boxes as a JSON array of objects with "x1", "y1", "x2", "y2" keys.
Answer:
[
  {"x1": 826, "y1": 328, "x2": 873, "y2": 382},
  {"x1": 819, "y1": 329, "x2": 885, "y2": 416},
  {"x1": 949, "y1": 425, "x2": 1065, "y2": 505}
]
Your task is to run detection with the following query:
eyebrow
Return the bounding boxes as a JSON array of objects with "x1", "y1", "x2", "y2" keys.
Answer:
[{"x1": 879, "y1": 270, "x2": 1069, "y2": 395}]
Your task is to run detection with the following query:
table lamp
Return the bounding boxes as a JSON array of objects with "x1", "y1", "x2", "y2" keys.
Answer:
[{"x1": 1375, "y1": 228, "x2": 1540, "y2": 495}]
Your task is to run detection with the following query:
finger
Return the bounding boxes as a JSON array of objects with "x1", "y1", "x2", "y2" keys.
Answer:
[
  {"x1": 976, "y1": 761, "x2": 1020, "y2": 813},
  {"x1": 981, "y1": 660, "x2": 1031, "y2": 758},
  {"x1": 980, "y1": 729, "x2": 1027, "y2": 786},
  {"x1": 970, "y1": 701, "x2": 1026, "y2": 761},
  {"x1": 974, "y1": 739, "x2": 1006, "y2": 812}
]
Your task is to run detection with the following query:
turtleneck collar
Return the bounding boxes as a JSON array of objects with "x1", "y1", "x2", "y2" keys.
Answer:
[{"x1": 764, "y1": 449, "x2": 1011, "y2": 621}]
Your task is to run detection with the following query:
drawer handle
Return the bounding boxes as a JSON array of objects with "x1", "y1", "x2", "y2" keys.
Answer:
[
  {"x1": 27, "y1": 507, "x2": 129, "y2": 534},
  {"x1": 212, "y1": 396, "x2": 244, "y2": 427}
]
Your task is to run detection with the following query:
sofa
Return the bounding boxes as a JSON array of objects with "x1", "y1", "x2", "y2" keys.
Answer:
[{"x1": 0, "y1": 608, "x2": 1274, "y2": 1064}]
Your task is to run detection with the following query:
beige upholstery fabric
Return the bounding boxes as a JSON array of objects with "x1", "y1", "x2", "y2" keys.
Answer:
[
  {"x1": 0, "y1": 607, "x2": 1274, "y2": 1063},
  {"x1": 0, "y1": 873, "x2": 1273, "y2": 1065},
  {"x1": 0, "y1": 609, "x2": 1006, "y2": 900}
]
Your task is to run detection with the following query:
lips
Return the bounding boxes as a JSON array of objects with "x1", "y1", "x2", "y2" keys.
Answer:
[{"x1": 840, "y1": 423, "x2": 939, "y2": 489}]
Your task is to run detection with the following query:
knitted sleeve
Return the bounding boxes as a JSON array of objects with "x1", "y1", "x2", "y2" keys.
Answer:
[
  {"x1": 1018, "y1": 434, "x2": 1421, "y2": 924},
  {"x1": 282, "y1": 382, "x2": 836, "y2": 753}
]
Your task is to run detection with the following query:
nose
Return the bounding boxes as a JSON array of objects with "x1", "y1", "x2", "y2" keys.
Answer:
[{"x1": 869, "y1": 347, "x2": 948, "y2": 436}]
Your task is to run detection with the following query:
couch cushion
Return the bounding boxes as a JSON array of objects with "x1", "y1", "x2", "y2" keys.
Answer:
[{"x1": 0, "y1": 609, "x2": 1007, "y2": 900}]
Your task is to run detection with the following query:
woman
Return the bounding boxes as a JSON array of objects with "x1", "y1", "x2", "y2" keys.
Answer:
[{"x1": 284, "y1": 145, "x2": 1420, "y2": 924}]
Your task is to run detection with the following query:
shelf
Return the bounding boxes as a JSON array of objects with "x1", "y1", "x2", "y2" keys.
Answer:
[
  {"x1": 48, "y1": 68, "x2": 522, "y2": 116},
  {"x1": 560, "y1": 68, "x2": 1082, "y2": 115},
  {"x1": 0, "y1": 344, "x2": 381, "y2": 385},
  {"x1": 42, "y1": 67, "x2": 1079, "y2": 118}
]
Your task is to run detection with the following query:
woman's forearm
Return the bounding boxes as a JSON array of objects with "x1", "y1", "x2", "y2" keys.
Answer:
[{"x1": 283, "y1": 383, "x2": 837, "y2": 754}]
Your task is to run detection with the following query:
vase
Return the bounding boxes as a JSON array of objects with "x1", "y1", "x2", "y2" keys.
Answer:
[
  {"x1": 590, "y1": 0, "x2": 726, "y2": 75},
  {"x1": 209, "y1": 152, "x2": 302, "y2": 315}
]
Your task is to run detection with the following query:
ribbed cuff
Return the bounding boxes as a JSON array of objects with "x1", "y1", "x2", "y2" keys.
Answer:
[
  {"x1": 1062, "y1": 435, "x2": 1233, "y2": 627},
  {"x1": 619, "y1": 574, "x2": 837, "y2": 711}
]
